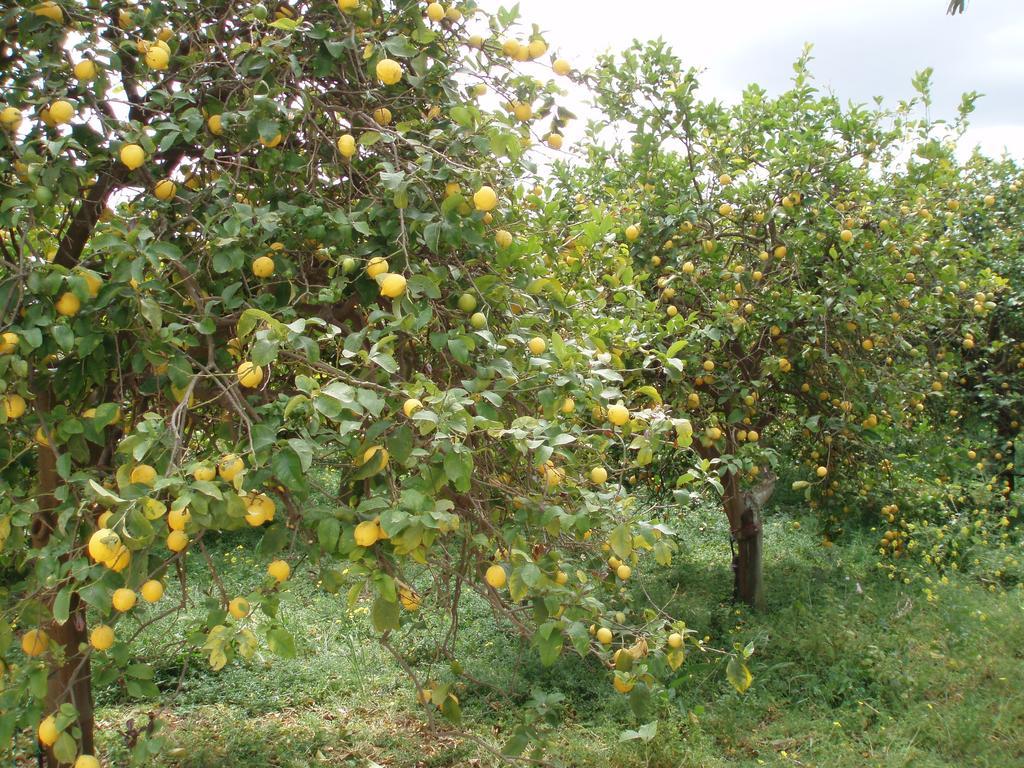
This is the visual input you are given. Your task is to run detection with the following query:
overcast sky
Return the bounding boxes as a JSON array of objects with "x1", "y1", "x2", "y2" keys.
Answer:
[{"x1": 484, "y1": 0, "x2": 1024, "y2": 159}]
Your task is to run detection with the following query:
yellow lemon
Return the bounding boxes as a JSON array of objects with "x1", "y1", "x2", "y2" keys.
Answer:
[
  {"x1": 87, "y1": 528, "x2": 120, "y2": 562},
  {"x1": 354, "y1": 520, "x2": 380, "y2": 547},
  {"x1": 145, "y1": 45, "x2": 169, "y2": 70},
  {"x1": 607, "y1": 404, "x2": 629, "y2": 426},
  {"x1": 119, "y1": 143, "x2": 146, "y2": 170},
  {"x1": 32, "y1": 2, "x2": 64, "y2": 23},
  {"x1": 473, "y1": 185, "x2": 498, "y2": 211},
  {"x1": 495, "y1": 230, "x2": 513, "y2": 248},
  {"x1": 3, "y1": 393, "x2": 26, "y2": 419},
  {"x1": 130, "y1": 464, "x2": 157, "y2": 486},
  {"x1": 111, "y1": 588, "x2": 136, "y2": 612},
  {"x1": 167, "y1": 507, "x2": 191, "y2": 531},
  {"x1": 360, "y1": 445, "x2": 389, "y2": 472},
  {"x1": 75, "y1": 756, "x2": 101, "y2": 768},
  {"x1": 166, "y1": 529, "x2": 189, "y2": 552},
  {"x1": 90, "y1": 624, "x2": 115, "y2": 651},
  {"x1": 79, "y1": 271, "x2": 102, "y2": 297},
  {"x1": 21, "y1": 628, "x2": 49, "y2": 657},
  {"x1": 104, "y1": 544, "x2": 131, "y2": 572},
  {"x1": 596, "y1": 627, "x2": 613, "y2": 645},
  {"x1": 38, "y1": 715, "x2": 59, "y2": 747},
  {"x1": 0, "y1": 106, "x2": 23, "y2": 131},
  {"x1": 193, "y1": 464, "x2": 215, "y2": 481},
  {"x1": 513, "y1": 102, "x2": 533, "y2": 122},
  {"x1": 237, "y1": 361, "x2": 263, "y2": 388},
  {"x1": 527, "y1": 337, "x2": 546, "y2": 355},
  {"x1": 268, "y1": 559, "x2": 290, "y2": 582},
  {"x1": 206, "y1": 114, "x2": 223, "y2": 135},
  {"x1": 229, "y1": 597, "x2": 250, "y2": 618},
  {"x1": 552, "y1": 58, "x2": 571, "y2": 76},
  {"x1": 403, "y1": 398, "x2": 423, "y2": 417},
  {"x1": 366, "y1": 256, "x2": 388, "y2": 278},
  {"x1": 252, "y1": 256, "x2": 275, "y2": 278},
  {"x1": 399, "y1": 585, "x2": 421, "y2": 611},
  {"x1": 625, "y1": 224, "x2": 640, "y2": 241},
  {"x1": 154, "y1": 179, "x2": 176, "y2": 200},
  {"x1": 590, "y1": 467, "x2": 608, "y2": 484},
  {"x1": 376, "y1": 58, "x2": 403, "y2": 85},
  {"x1": 0, "y1": 331, "x2": 18, "y2": 354},
  {"x1": 219, "y1": 453, "x2": 244, "y2": 481},
  {"x1": 426, "y1": 2, "x2": 445, "y2": 21},
  {"x1": 373, "y1": 106, "x2": 392, "y2": 125},
  {"x1": 337, "y1": 133, "x2": 356, "y2": 158},
  {"x1": 484, "y1": 564, "x2": 506, "y2": 588},
  {"x1": 378, "y1": 272, "x2": 407, "y2": 298},
  {"x1": 140, "y1": 580, "x2": 164, "y2": 602},
  {"x1": 56, "y1": 291, "x2": 81, "y2": 316},
  {"x1": 48, "y1": 100, "x2": 74, "y2": 125}
]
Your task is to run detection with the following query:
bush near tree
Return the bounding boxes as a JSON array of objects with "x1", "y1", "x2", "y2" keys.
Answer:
[{"x1": 1, "y1": 2, "x2": 1020, "y2": 766}]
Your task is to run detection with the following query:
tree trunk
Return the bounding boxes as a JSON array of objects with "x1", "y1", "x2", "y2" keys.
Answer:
[
  {"x1": 723, "y1": 471, "x2": 765, "y2": 610},
  {"x1": 31, "y1": 391, "x2": 95, "y2": 766}
]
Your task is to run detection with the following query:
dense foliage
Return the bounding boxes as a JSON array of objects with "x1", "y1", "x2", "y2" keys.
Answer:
[{"x1": 0, "y1": 1, "x2": 1019, "y2": 766}]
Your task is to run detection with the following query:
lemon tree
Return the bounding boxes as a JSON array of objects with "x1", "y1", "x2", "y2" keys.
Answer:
[
  {"x1": 0, "y1": 2, "x2": 710, "y2": 765},
  {"x1": 542, "y1": 43, "x2": 1014, "y2": 607}
]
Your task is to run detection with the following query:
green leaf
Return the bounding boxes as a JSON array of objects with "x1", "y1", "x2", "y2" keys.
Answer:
[
  {"x1": 443, "y1": 451, "x2": 472, "y2": 492},
  {"x1": 423, "y1": 221, "x2": 441, "y2": 253},
  {"x1": 272, "y1": 448, "x2": 306, "y2": 490},
  {"x1": 51, "y1": 324, "x2": 74, "y2": 352},
  {"x1": 371, "y1": 595, "x2": 400, "y2": 633},
  {"x1": 535, "y1": 623, "x2": 563, "y2": 666},
  {"x1": 269, "y1": 16, "x2": 300, "y2": 30},
  {"x1": 53, "y1": 733, "x2": 78, "y2": 764},
  {"x1": 519, "y1": 562, "x2": 542, "y2": 588},
  {"x1": 609, "y1": 524, "x2": 633, "y2": 559},
  {"x1": 267, "y1": 627, "x2": 297, "y2": 658},
  {"x1": 567, "y1": 621, "x2": 591, "y2": 656},
  {"x1": 502, "y1": 727, "x2": 530, "y2": 757},
  {"x1": 726, "y1": 656, "x2": 753, "y2": 693},
  {"x1": 52, "y1": 586, "x2": 72, "y2": 624},
  {"x1": 317, "y1": 518, "x2": 340, "y2": 553}
]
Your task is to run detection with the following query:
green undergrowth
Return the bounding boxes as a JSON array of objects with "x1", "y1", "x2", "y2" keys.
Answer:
[{"x1": 83, "y1": 506, "x2": 1023, "y2": 768}]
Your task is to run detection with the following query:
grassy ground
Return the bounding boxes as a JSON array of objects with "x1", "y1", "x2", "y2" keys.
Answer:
[{"x1": 84, "y1": 506, "x2": 1024, "y2": 768}]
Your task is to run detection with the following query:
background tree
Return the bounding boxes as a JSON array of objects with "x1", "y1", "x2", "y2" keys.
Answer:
[{"x1": 538, "y1": 42, "x2": 1007, "y2": 607}]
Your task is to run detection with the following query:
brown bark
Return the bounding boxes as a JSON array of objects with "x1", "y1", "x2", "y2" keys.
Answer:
[
  {"x1": 723, "y1": 470, "x2": 765, "y2": 610},
  {"x1": 30, "y1": 390, "x2": 95, "y2": 767}
]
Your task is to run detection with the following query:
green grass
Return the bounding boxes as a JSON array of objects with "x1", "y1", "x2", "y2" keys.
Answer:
[{"x1": 87, "y1": 507, "x2": 1024, "y2": 768}]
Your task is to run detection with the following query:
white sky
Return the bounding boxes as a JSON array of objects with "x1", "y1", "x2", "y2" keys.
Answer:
[{"x1": 484, "y1": 0, "x2": 1024, "y2": 160}]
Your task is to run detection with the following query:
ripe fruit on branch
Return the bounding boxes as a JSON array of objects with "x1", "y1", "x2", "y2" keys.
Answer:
[
  {"x1": 376, "y1": 58, "x2": 403, "y2": 85},
  {"x1": 473, "y1": 185, "x2": 498, "y2": 211},
  {"x1": 120, "y1": 144, "x2": 146, "y2": 170},
  {"x1": 607, "y1": 404, "x2": 630, "y2": 426},
  {"x1": 485, "y1": 563, "x2": 507, "y2": 588},
  {"x1": 237, "y1": 361, "x2": 263, "y2": 388}
]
